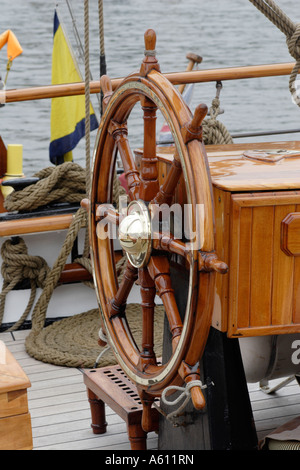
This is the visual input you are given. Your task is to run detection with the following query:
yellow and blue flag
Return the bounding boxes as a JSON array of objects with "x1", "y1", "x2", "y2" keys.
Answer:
[{"x1": 49, "y1": 10, "x2": 98, "y2": 165}]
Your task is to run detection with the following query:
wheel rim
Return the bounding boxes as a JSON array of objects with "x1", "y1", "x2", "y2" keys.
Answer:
[{"x1": 89, "y1": 32, "x2": 219, "y2": 403}]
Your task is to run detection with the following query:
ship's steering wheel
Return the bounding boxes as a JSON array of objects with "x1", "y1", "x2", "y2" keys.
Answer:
[{"x1": 88, "y1": 29, "x2": 227, "y2": 431}]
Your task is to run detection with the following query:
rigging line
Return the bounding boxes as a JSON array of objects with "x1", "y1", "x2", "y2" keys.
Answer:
[
  {"x1": 64, "y1": 0, "x2": 100, "y2": 106},
  {"x1": 84, "y1": 0, "x2": 91, "y2": 195},
  {"x1": 65, "y1": 0, "x2": 85, "y2": 62},
  {"x1": 248, "y1": 0, "x2": 294, "y2": 37},
  {"x1": 231, "y1": 127, "x2": 300, "y2": 139},
  {"x1": 98, "y1": 0, "x2": 106, "y2": 115},
  {"x1": 248, "y1": 0, "x2": 300, "y2": 107}
]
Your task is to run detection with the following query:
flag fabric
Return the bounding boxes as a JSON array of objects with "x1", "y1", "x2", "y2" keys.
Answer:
[
  {"x1": 0, "y1": 30, "x2": 23, "y2": 61},
  {"x1": 49, "y1": 10, "x2": 98, "y2": 165}
]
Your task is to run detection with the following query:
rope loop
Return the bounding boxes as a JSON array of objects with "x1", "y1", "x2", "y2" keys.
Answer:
[
  {"x1": 286, "y1": 23, "x2": 300, "y2": 60},
  {"x1": 161, "y1": 380, "x2": 207, "y2": 423},
  {"x1": 0, "y1": 237, "x2": 50, "y2": 331},
  {"x1": 144, "y1": 49, "x2": 156, "y2": 57},
  {"x1": 286, "y1": 24, "x2": 300, "y2": 106},
  {"x1": 209, "y1": 97, "x2": 221, "y2": 120},
  {"x1": 1, "y1": 237, "x2": 49, "y2": 288},
  {"x1": 202, "y1": 91, "x2": 233, "y2": 146}
]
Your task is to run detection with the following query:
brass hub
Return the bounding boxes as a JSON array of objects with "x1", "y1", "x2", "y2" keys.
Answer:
[{"x1": 118, "y1": 200, "x2": 152, "y2": 268}]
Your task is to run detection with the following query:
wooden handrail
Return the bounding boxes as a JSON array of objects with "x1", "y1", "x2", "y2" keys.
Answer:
[
  {"x1": 3, "y1": 62, "x2": 295, "y2": 103},
  {"x1": 0, "y1": 213, "x2": 74, "y2": 236},
  {"x1": 59, "y1": 262, "x2": 92, "y2": 284}
]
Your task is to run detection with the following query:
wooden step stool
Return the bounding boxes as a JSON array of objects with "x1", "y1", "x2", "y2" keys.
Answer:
[
  {"x1": 0, "y1": 340, "x2": 33, "y2": 450},
  {"x1": 82, "y1": 365, "x2": 159, "y2": 450}
]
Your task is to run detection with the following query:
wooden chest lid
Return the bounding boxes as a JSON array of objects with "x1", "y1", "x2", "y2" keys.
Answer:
[
  {"x1": 0, "y1": 340, "x2": 31, "y2": 393},
  {"x1": 153, "y1": 141, "x2": 300, "y2": 192},
  {"x1": 206, "y1": 141, "x2": 300, "y2": 192}
]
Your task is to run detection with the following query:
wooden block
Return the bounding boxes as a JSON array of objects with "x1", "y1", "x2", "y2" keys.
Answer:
[
  {"x1": 0, "y1": 388, "x2": 29, "y2": 419},
  {"x1": 0, "y1": 341, "x2": 32, "y2": 450},
  {"x1": 281, "y1": 212, "x2": 300, "y2": 256},
  {"x1": 0, "y1": 340, "x2": 31, "y2": 395},
  {"x1": 0, "y1": 413, "x2": 33, "y2": 450}
]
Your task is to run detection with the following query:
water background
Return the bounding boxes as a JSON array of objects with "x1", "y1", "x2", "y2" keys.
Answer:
[{"x1": 0, "y1": 0, "x2": 299, "y2": 175}]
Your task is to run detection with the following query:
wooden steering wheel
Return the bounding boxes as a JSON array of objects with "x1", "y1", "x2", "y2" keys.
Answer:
[{"x1": 88, "y1": 29, "x2": 227, "y2": 431}]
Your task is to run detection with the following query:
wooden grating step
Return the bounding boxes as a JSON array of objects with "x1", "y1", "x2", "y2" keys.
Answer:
[{"x1": 81, "y1": 364, "x2": 159, "y2": 450}]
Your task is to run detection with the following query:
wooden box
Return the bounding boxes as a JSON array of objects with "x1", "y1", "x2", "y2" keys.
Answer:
[
  {"x1": 152, "y1": 141, "x2": 300, "y2": 338},
  {"x1": 0, "y1": 340, "x2": 33, "y2": 450}
]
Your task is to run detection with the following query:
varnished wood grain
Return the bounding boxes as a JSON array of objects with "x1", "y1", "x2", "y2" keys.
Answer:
[
  {"x1": 0, "y1": 343, "x2": 32, "y2": 450},
  {"x1": 228, "y1": 195, "x2": 300, "y2": 337},
  {"x1": 250, "y1": 206, "x2": 274, "y2": 328},
  {"x1": 0, "y1": 413, "x2": 32, "y2": 450},
  {"x1": 281, "y1": 212, "x2": 300, "y2": 256},
  {"x1": 3, "y1": 62, "x2": 295, "y2": 103},
  {"x1": 273, "y1": 206, "x2": 295, "y2": 325},
  {"x1": 0, "y1": 213, "x2": 74, "y2": 236},
  {"x1": 293, "y1": 204, "x2": 300, "y2": 324},
  {"x1": 210, "y1": 188, "x2": 230, "y2": 332},
  {"x1": 156, "y1": 145, "x2": 300, "y2": 337}
]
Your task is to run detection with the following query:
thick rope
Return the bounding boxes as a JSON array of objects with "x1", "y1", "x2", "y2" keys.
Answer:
[
  {"x1": 159, "y1": 380, "x2": 207, "y2": 423},
  {"x1": 4, "y1": 162, "x2": 86, "y2": 212},
  {"x1": 84, "y1": 0, "x2": 91, "y2": 194},
  {"x1": 0, "y1": 237, "x2": 50, "y2": 331},
  {"x1": 0, "y1": 161, "x2": 89, "y2": 334},
  {"x1": 203, "y1": 96, "x2": 233, "y2": 145},
  {"x1": 248, "y1": 0, "x2": 300, "y2": 106},
  {"x1": 25, "y1": 206, "x2": 87, "y2": 337},
  {"x1": 98, "y1": 0, "x2": 105, "y2": 58},
  {"x1": 98, "y1": 0, "x2": 106, "y2": 116},
  {"x1": 24, "y1": 305, "x2": 165, "y2": 368}
]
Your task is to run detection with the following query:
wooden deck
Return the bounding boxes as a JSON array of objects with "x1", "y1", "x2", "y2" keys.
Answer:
[{"x1": 1, "y1": 328, "x2": 300, "y2": 450}]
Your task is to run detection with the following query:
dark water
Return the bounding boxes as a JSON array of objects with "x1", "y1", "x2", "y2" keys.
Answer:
[{"x1": 0, "y1": 0, "x2": 299, "y2": 175}]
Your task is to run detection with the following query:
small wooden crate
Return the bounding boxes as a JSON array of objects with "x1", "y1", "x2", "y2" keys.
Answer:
[{"x1": 0, "y1": 340, "x2": 33, "y2": 450}]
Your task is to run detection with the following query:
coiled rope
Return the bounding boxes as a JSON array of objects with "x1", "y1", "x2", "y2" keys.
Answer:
[
  {"x1": 248, "y1": 0, "x2": 300, "y2": 106},
  {"x1": 203, "y1": 95, "x2": 233, "y2": 145},
  {"x1": 4, "y1": 161, "x2": 86, "y2": 212}
]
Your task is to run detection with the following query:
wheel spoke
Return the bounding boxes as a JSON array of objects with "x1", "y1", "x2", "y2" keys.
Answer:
[
  {"x1": 95, "y1": 203, "x2": 120, "y2": 225},
  {"x1": 108, "y1": 120, "x2": 141, "y2": 200},
  {"x1": 151, "y1": 153, "x2": 182, "y2": 206},
  {"x1": 138, "y1": 268, "x2": 157, "y2": 369},
  {"x1": 152, "y1": 232, "x2": 193, "y2": 264},
  {"x1": 109, "y1": 262, "x2": 138, "y2": 318},
  {"x1": 140, "y1": 96, "x2": 159, "y2": 201},
  {"x1": 148, "y1": 256, "x2": 182, "y2": 351}
]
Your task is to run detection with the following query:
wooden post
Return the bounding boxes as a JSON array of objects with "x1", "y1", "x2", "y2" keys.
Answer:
[{"x1": 0, "y1": 137, "x2": 7, "y2": 212}]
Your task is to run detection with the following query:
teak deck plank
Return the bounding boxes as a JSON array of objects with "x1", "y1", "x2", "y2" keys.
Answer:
[{"x1": 0, "y1": 329, "x2": 300, "y2": 450}]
